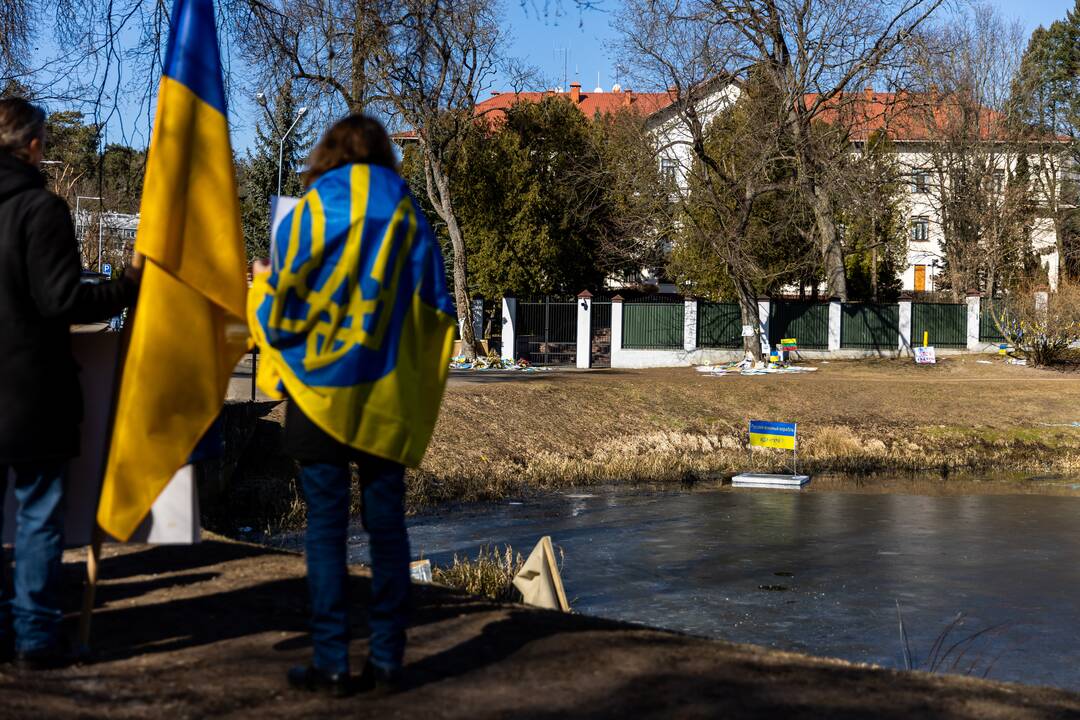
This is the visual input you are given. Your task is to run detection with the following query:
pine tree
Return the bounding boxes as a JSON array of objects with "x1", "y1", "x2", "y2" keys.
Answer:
[{"x1": 240, "y1": 80, "x2": 311, "y2": 260}]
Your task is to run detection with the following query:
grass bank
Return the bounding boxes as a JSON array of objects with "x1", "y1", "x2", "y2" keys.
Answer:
[{"x1": 208, "y1": 356, "x2": 1080, "y2": 533}]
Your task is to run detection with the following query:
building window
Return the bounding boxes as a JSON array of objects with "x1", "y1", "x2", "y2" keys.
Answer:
[
  {"x1": 660, "y1": 158, "x2": 678, "y2": 185},
  {"x1": 911, "y1": 171, "x2": 929, "y2": 194},
  {"x1": 910, "y1": 216, "x2": 929, "y2": 242},
  {"x1": 992, "y1": 170, "x2": 1005, "y2": 193}
]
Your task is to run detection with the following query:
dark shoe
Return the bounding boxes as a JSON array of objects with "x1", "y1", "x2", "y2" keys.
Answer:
[
  {"x1": 287, "y1": 664, "x2": 353, "y2": 698},
  {"x1": 355, "y1": 659, "x2": 403, "y2": 696},
  {"x1": 15, "y1": 647, "x2": 72, "y2": 671}
]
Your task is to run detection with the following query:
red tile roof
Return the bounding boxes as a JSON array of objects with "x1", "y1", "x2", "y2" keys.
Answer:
[
  {"x1": 476, "y1": 84, "x2": 677, "y2": 119},
  {"x1": 395, "y1": 86, "x2": 1038, "y2": 144},
  {"x1": 391, "y1": 84, "x2": 676, "y2": 140},
  {"x1": 809, "y1": 90, "x2": 1010, "y2": 142}
]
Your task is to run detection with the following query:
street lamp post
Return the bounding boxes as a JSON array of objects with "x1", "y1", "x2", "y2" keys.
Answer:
[
  {"x1": 75, "y1": 196, "x2": 104, "y2": 270},
  {"x1": 254, "y1": 92, "x2": 308, "y2": 197}
]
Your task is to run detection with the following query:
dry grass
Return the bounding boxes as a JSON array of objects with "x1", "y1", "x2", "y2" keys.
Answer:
[
  {"x1": 430, "y1": 545, "x2": 524, "y2": 602},
  {"x1": 211, "y1": 357, "x2": 1080, "y2": 532}
]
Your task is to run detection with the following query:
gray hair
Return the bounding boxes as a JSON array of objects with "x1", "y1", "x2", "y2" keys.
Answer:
[{"x1": 0, "y1": 97, "x2": 46, "y2": 161}]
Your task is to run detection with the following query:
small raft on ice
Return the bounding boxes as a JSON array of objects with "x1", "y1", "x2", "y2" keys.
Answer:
[{"x1": 731, "y1": 473, "x2": 811, "y2": 489}]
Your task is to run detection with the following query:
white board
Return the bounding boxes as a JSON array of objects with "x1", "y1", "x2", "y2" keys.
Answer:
[
  {"x1": 2, "y1": 331, "x2": 199, "y2": 547},
  {"x1": 732, "y1": 473, "x2": 811, "y2": 489},
  {"x1": 914, "y1": 346, "x2": 936, "y2": 364},
  {"x1": 269, "y1": 195, "x2": 300, "y2": 269}
]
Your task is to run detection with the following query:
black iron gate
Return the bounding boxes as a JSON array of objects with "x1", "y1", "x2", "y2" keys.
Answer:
[
  {"x1": 516, "y1": 298, "x2": 578, "y2": 365},
  {"x1": 590, "y1": 299, "x2": 611, "y2": 368}
]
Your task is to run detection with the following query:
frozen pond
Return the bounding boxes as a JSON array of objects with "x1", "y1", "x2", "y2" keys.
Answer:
[{"x1": 300, "y1": 485, "x2": 1080, "y2": 689}]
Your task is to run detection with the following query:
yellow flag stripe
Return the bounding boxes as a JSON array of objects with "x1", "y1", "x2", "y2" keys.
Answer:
[{"x1": 749, "y1": 433, "x2": 796, "y2": 450}]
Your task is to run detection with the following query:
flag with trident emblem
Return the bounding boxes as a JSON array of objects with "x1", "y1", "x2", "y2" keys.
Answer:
[{"x1": 248, "y1": 163, "x2": 456, "y2": 467}]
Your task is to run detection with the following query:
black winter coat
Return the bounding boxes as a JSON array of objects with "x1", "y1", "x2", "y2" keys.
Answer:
[{"x1": 0, "y1": 153, "x2": 136, "y2": 464}]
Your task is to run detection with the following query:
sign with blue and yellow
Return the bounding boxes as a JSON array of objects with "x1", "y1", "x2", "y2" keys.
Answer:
[{"x1": 749, "y1": 420, "x2": 797, "y2": 450}]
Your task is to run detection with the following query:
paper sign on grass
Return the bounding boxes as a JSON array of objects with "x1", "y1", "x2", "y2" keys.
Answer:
[{"x1": 914, "y1": 346, "x2": 936, "y2": 364}]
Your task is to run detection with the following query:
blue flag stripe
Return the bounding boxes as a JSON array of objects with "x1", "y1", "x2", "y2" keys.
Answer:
[
  {"x1": 163, "y1": 0, "x2": 227, "y2": 115},
  {"x1": 749, "y1": 420, "x2": 796, "y2": 436}
]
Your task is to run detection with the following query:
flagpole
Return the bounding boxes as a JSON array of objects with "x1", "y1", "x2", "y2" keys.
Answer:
[{"x1": 78, "y1": 263, "x2": 141, "y2": 655}]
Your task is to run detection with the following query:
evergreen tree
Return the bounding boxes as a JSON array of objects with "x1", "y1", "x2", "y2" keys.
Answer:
[
  {"x1": 669, "y1": 72, "x2": 818, "y2": 301},
  {"x1": 448, "y1": 96, "x2": 610, "y2": 296},
  {"x1": 240, "y1": 81, "x2": 311, "y2": 260},
  {"x1": 839, "y1": 130, "x2": 908, "y2": 302},
  {"x1": 1011, "y1": 1, "x2": 1080, "y2": 280}
]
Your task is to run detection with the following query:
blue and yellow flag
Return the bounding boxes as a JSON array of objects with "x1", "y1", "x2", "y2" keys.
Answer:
[
  {"x1": 98, "y1": 0, "x2": 248, "y2": 541},
  {"x1": 248, "y1": 164, "x2": 456, "y2": 467},
  {"x1": 749, "y1": 420, "x2": 797, "y2": 451}
]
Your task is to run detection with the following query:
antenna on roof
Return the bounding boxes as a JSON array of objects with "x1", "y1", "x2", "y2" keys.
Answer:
[
  {"x1": 595, "y1": 71, "x2": 602, "y2": 93},
  {"x1": 553, "y1": 42, "x2": 570, "y2": 91}
]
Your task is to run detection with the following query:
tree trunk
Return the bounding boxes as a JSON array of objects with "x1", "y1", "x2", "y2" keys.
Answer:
[
  {"x1": 737, "y1": 285, "x2": 763, "y2": 362},
  {"x1": 810, "y1": 185, "x2": 847, "y2": 301},
  {"x1": 791, "y1": 116, "x2": 848, "y2": 301},
  {"x1": 423, "y1": 147, "x2": 477, "y2": 360}
]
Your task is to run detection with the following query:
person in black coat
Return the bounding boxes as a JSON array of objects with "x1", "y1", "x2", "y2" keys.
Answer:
[{"x1": 0, "y1": 97, "x2": 139, "y2": 669}]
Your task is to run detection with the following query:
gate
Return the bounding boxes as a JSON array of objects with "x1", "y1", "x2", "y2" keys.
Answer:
[
  {"x1": 590, "y1": 299, "x2": 612, "y2": 368},
  {"x1": 769, "y1": 301, "x2": 830, "y2": 349},
  {"x1": 516, "y1": 298, "x2": 578, "y2": 365},
  {"x1": 840, "y1": 304, "x2": 899, "y2": 350},
  {"x1": 912, "y1": 302, "x2": 967, "y2": 348}
]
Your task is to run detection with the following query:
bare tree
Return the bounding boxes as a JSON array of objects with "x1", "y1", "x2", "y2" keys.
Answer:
[
  {"x1": 617, "y1": 0, "x2": 945, "y2": 303},
  {"x1": 224, "y1": 0, "x2": 390, "y2": 117},
  {"x1": 909, "y1": 6, "x2": 1041, "y2": 298},
  {"x1": 372, "y1": 0, "x2": 502, "y2": 360}
]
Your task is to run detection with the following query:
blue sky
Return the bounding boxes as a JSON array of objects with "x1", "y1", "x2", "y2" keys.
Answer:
[
  {"x1": 29, "y1": 0, "x2": 1080, "y2": 153},
  {"x1": 505, "y1": 0, "x2": 1078, "y2": 95}
]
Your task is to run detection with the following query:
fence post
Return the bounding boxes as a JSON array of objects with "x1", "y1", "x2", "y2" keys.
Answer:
[
  {"x1": 966, "y1": 291, "x2": 981, "y2": 351},
  {"x1": 610, "y1": 295, "x2": 624, "y2": 368},
  {"x1": 756, "y1": 296, "x2": 771, "y2": 356},
  {"x1": 501, "y1": 296, "x2": 517, "y2": 363},
  {"x1": 576, "y1": 290, "x2": 592, "y2": 369},
  {"x1": 828, "y1": 298, "x2": 842, "y2": 352},
  {"x1": 898, "y1": 294, "x2": 913, "y2": 355},
  {"x1": 684, "y1": 297, "x2": 698, "y2": 353}
]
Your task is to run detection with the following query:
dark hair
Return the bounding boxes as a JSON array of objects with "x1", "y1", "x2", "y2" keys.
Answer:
[
  {"x1": 0, "y1": 97, "x2": 46, "y2": 162},
  {"x1": 304, "y1": 114, "x2": 397, "y2": 187}
]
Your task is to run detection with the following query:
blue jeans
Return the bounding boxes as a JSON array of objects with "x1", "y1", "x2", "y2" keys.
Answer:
[
  {"x1": 300, "y1": 456, "x2": 410, "y2": 675},
  {"x1": 0, "y1": 462, "x2": 66, "y2": 653}
]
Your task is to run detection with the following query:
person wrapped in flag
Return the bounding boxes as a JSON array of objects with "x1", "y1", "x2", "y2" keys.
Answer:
[{"x1": 248, "y1": 114, "x2": 456, "y2": 696}]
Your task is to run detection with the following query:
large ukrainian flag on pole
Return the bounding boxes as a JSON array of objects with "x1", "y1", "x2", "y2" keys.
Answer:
[{"x1": 97, "y1": 0, "x2": 248, "y2": 541}]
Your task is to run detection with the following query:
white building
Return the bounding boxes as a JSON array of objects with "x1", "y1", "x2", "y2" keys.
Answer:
[{"x1": 431, "y1": 83, "x2": 1067, "y2": 293}]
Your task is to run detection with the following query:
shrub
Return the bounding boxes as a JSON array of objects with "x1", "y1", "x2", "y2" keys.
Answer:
[{"x1": 988, "y1": 280, "x2": 1080, "y2": 366}]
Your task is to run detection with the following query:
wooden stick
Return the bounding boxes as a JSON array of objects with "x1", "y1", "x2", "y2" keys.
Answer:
[{"x1": 77, "y1": 525, "x2": 103, "y2": 653}]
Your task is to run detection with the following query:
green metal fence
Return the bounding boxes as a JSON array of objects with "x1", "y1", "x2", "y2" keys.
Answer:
[
  {"x1": 840, "y1": 304, "x2": 899, "y2": 349},
  {"x1": 912, "y1": 302, "x2": 967, "y2": 348},
  {"x1": 697, "y1": 302, "x2": 743, "y2": 348},
  {"x1": 768, "y1": 301, "x2": 829, "y2": 349},
  {"x1": 979, "y1": 302, "x2": 1007, "y2": 343},
  {"x1": 623, "y1": 302, "x2": 685, "y2": 349}
]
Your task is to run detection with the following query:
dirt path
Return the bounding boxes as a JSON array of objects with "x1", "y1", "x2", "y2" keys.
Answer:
[{"x1": 1, "y1": 536, "x2": 1078, "y2": 719}]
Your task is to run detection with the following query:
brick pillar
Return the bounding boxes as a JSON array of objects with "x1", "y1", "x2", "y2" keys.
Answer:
[
  {"x1": 611, "y1": 295, "x2": 625, "y2": 368},
  {"x1": 828, "y1": 297, "x2": 842, "y2": 351},
  {"x1": 756, "y1": 296, "x2": 771, "y2": 356},
  {"x1": 576, "y1": 291, "x2": 592, "y2": 369},
  {"x1": 898, "y1": 294, "x2": 913, "y2": 355},
  {"x1": 501, "y1": 297, "x2": 517, "y2": 363},
  {"x1": 684, "y1": 297, "x2": 698, "y2": 352},
  {"x1": 966, "y1": 291, "x2": 981, "y2": 351}
]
